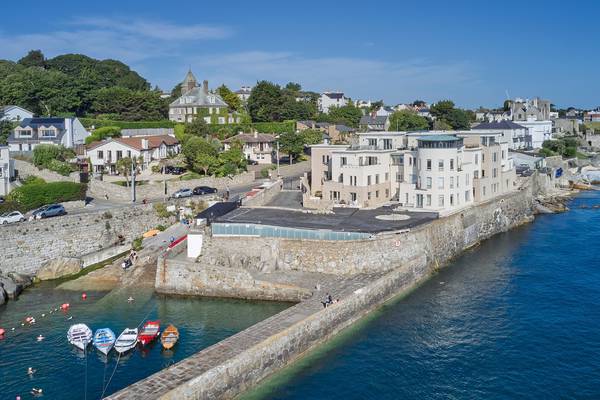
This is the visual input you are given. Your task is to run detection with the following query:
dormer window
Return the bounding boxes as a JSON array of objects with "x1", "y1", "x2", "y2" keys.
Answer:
[
  {"x1": 16, "y1": 127, "x2": 32, "y2": 137},
  {"x1": 209, "y1": 96, "x2": 215, "y2": 104},
  {"x1": 40, "y1": 127, "x2": 56, "y2": 138}
]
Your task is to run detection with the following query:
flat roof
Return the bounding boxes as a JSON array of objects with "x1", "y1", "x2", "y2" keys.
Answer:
[
  {"x1": 418, "y1": 135, "x2": 461, "y2": 142},
  {"x1": 216, "y1": 206, "x2": 438, "y2": 234}
]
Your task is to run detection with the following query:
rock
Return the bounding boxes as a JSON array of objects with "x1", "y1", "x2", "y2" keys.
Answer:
[
  {"x1": 0, "y1": 277, "x2": 22, "y2": 300},
  {"x1": 37, "y1": 257, "x2": 82, "y2": 281},
  {"x1": 7, "y1": 272, "x2": 33, "y2": 288},
  {"x1": 0, "y1": 285, "x2": 6, "y2": 305}
]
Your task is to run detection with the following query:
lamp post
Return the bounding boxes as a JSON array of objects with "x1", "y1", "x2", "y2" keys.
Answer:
[
  {"x1": 131, "y1": 159, "x2": 136, "y2": 203},
  {"x1": 276, "y1": 140, "x2": 280, "y2": 177}
]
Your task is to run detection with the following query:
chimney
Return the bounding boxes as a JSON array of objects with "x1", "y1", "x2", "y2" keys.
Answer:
[
  {"x1": 141, "y1": 138, "x2": 149, "y2": 150},
  {"x1": 203, "y1": 80, "x2": 209, "y2": 94}
]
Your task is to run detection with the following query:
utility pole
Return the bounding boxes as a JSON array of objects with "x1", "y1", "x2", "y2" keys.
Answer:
[{"x1": 276, "y1": 140, "x2": 280, "y2": 177}]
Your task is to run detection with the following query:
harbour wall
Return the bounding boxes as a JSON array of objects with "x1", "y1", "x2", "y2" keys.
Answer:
[
  {"x1": 0, "y1": 204, "x2": 173, "y2": 275},
  {"x1": 108, "y1": 184, "x2": 541, "y2": 399}
]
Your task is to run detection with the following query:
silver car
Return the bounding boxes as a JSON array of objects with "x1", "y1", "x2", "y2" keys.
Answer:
[
  {"x1": 172, "y1": 188, "x2": 193, "y2": 198},
  {"x1": 0, "y1": 211, "x2": 25, "y2": 225}
]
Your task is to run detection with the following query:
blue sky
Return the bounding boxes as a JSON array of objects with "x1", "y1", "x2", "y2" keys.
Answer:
[{"x1": 1, "y1": 0, "x2": 598, "y2": 109}]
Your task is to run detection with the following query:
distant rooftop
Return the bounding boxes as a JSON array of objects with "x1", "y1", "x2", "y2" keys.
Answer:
[
  {"x1": 474, "y1": 120, "x2": 526, "y2": 130},
  {"x1": 418, "y1": 135, "x2": 461, "y2": 142}
]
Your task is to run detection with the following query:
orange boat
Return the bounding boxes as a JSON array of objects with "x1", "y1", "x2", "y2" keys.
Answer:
[{"x1": 160, "y1": 324, "x2": 179, "y2": 350}]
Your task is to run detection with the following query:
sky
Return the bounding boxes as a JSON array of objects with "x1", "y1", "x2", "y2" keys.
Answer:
[{"x1": 0, "y1": 0, "x2": 598, "y2": 109}]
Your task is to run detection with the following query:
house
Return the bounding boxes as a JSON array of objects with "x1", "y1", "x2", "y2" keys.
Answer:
[
  {"x1": 475, "y1": 110, "x2": 511, "y2": 122},
  {"x1": 169, "y1": 70, "x2": 239, "y2": 124},
  {"x1": 471, "y1": 120, "x2": 530, "y2": 150},
  {"x1": 359, "y1": 115, "x2": 390, "y2": 131},
  {"x1": 318, "y1": 92, "x2": 347, "y2": 113},
  {"x1": 1, "y1": 106, "x2": 33, "y2": 122},
  {"x1": 417, "y1": 108, "x2": 431, "y2": 118},
  {"x1": 86, "y1": 135, "x2": 180, "y2": 174},
  {"x1": 8, "y1": 117, "x2": 90, "y2": 152},
  {"x1": 374, "y1": 106, "x2": 395, "y2": 117},
  {"x1": 584, "y1": 111, "x2": 600, "y2": 122},
  {"x1": 235, "y1": 86, "x2": 252, "y2": 102},
  {"x1": 306, "y1": 131, "x2": 515, "y2": 213},
  {"x1": 553, "y1": 119, "x2": 579, "y2": 137},
  {"x1": 121, "y1": 128, "x2": 175, "y2": 137},
  {"x1": 297, "y1": 120, "x2": 317, "y2": 131},
  {"x1": 223, "y1": 132, "x2": 275, "y2": 165},
  {"x1": 0, "y1": 146, "x2": 14, "y2": 196}
]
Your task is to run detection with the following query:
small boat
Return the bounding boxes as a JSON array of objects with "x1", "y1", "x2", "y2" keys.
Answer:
[
  {"x1": 67, "y1": 324, "x2": 92, "y2": 351},
  {"x1": 160, "y1": 325, "x2": 179, "y2": 350},
  {"x1": 138, "y1": 321, "x2": 160, "y2": 346},
  {"x1": 93, "y1": 328, "x2": 116, "y2": 355},
  {"x1": 114, "y1": 328, "x2": 138, "y2": 354}
]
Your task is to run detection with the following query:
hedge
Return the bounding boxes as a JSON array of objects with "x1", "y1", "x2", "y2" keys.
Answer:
[
  {"x1": 6, "y1": 182, "x2": 87, "y2": 212},
  {"x1": 80, "y1": 118, "x2": 295, "y2": 136}
]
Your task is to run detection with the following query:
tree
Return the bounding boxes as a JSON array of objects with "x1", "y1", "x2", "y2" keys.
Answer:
[
  {"x1": 184, "y1": 117, "x2": 210, "y2": 138},
  {"x1": 0, "y1": 120, "x2": 12, "y2": 145},
  {"x1": 194, "y1": 153, "x2": 218, "y2": 176},
  {"x1": 328, "y1": 103, "x2": 363, "y2": 127},
  {"x1": 285, "y1": 82, "x2": 302, "y2": 92},
  {"x1": 430, "y1": 100, "x2": 455, "y2": 119},
  {"x1": 116, "y1": 157, "x2": 133, "y2": 187},
  {"x1": 301, "y1": 129, "x2": 323, "y2": 145},
  {"x1": 32, "y1": 144, "x2": 74, "y2": 167},
  {"x1": 247, "y1": 81, "x2": 285, "y2": 122},
  {"x1": 181, "y1": 136, "x2": 218, "y2": 169},
  {"x1": 388, "y1": 110, "x2": 429, "y2": 131},
  {"x1": 85, "y1": 126, "x2": 121, "y2": 145},
  {"x1": 278, "y1": 131, "x2": 305, "y2": 164},
  {"x1": 18, "y1": 50, "x2": 46, "y2": 69},
  {"x1": 90, "y1": 87, "x2": 167, "y2": 120},
  {"x1": 430, "y1": 100, "x2": 471, "y2": 130},
  {"x1": 216, "y1": 84, "x2": 242, "y2": 111}
]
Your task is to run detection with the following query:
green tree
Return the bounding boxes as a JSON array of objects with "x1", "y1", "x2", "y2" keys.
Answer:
[
  {"x1": 328, "y1": 103, "x2": 363, "y2": 127},
  {"x1": 116, "y1": 157, "x2": 133, "y2": 187},
  {"x1": 430, "y1": 100, "x2": 471, "y2": 130},
  {"x1": 194, "y1": 153, "x2": 218, "y2": 176},
  {"x1": 285, "y1": 82, "x2": 302, "y2": 92},
  {"x1": 247, "y1": 81, "x2": 285, "y2": 122},
  {"x1": 301, "y1": 129, "x2": 323, "y2": 145},
  {"x1": 184, "y1": 117, "x2": 210, "y2": 138},
  {"x1": 90, "y1": 87, "x2": 167, "y2": 120},
  {"x1": 388, "y1": 110, "x2": 429, "y2": 131},
  {"x1": 85, "y1": 126, "x2": 121, "y2": 144},
  {"x1": 278, "y1": 131, "x2": 305, "y2": 164},
  {"x1": 0, "y1": 120, "x2": 13, "y2": 145},
  {"x1": 181, "y1": 136, "x2": 219, "y2": 169},
  {"x1": 18, "y1": 50, "x2": 46, "y2": 69},
  {"x1": 32, "y1": 144, "x2": 74, "y2": 167},
  {"x1": 216, "y1": 84, "x2": 242, "y2": 111}
]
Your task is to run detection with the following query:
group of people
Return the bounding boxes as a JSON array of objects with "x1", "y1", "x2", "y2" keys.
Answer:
[
  {"x1": 122, "y1": 249, "x2": 138, "y2": 270},
  {"x1": 321, "y1": 293, "x2": 339, "y2": 308}
]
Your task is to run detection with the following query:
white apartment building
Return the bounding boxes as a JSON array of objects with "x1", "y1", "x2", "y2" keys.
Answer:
[
  {"x1": 0, "y1": 146, "x2": 14, "y2": 196},
  {"x1": 518, "y1": 118, "x2": 553, "y2": 148},
  {"x1": 318, "y1": 92, "x2": 347, "y2": 113},
  {"x1": 307, "y1": 131, "x2": 516, "y2": 214},
  {"x1": 471, "y1": 120, "x2": 531, "y2": 150}
]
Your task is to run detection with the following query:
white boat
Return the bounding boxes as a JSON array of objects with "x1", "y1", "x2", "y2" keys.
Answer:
[
  {"x1": 93, "y1": 328, "x2": 116, "y2": 355},
  {"x1": 67, "y1": 323, "x2": 93, "y2": 351},
  {"x1": 114, "y1": 328, "x2": 138, "y2": 354}
]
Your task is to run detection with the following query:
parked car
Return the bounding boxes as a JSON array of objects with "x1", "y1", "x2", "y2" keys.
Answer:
[
  {"x1": 172, "y1": 188, "x2": 193, "y2": 198},
  {"x1": 0, "y1": 196, "x2": 5, "y2": 204},
  {"x1": 193, "y1": 186, "x2": 217, "y2": 195},
  {"x1": 165, "y1": 166, "x2": 185, "y2": 175},
  {"x1": 30, "y1": 205, "x2": 49, "y2": 220},
  {"x1": 247, "y1": 159, "x2": 259, "y2": 166},
  {"x1": 0, "y1": 211, "x2": 25, "y2": 225},
  {"x1": 37, "y1": 204, "x2": 66, "y2": 219}
]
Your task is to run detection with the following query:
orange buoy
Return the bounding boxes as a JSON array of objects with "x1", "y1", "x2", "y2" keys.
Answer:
[
  {"x1": 0, "y1": 328, "x2": 5, "y2": 336},
  {"x1": 81, "y1": 293, "x2": 87, "y2": 300},
  {"x1": 60, "y1": 303, "x2": 70, "y2": 311}
]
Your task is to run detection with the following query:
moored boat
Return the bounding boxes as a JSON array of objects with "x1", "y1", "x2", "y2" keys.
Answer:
[
  {"x1": 114, "y1": 328, "x2": 138, "y2": 354},
  {"x1": 67, "y1": 323, "x2": 92, "y2": 351},
  {"x1": 160, "y1": 324, "x2": 179, "y2": 350},
  {"x1": 138, "y1": 320, "x2": 160, "y2": 346},
  {"x1": 93, "y1": 328, "x2": 116, "y2": 355}
]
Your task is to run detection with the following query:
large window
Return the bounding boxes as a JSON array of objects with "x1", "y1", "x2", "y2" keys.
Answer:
[
  {"x1": 382, "y1": 139, "x2": 392, "y2": 150},
  {"x1": 437, "y1": 177, "x2": 444, "y2": 189},
  {"x1": 426, "y1": 177, "x2": 432, "y2": 189},
  {"x1": 116, "y1": 150, "x2": 123, "y2": 160},
  {"x1": 40, "y1": 129, "x2": 56, "y2": 138},
  {"x1": 97, "y1": 150, "x2": 104, "y2": 160},
  {"x1": 438, "y1": 159, "x2": 444, "y2": 171},
  {"x1": 450, "y1": 176, "x2": 454, "y2": 189},
  {"x1": 426, "y1": 159, "x2": 432, "y2": 170},
  {"x1": 450, "y1": 159, "x2": 454, "y2": 170}
]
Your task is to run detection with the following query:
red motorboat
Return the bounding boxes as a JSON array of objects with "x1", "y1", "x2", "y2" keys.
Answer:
[{"x1": 137, "y1": 320, "x2": 160, "y2": 346}]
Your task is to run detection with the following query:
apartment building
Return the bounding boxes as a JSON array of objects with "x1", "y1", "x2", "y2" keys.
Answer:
[{"x1": 306, "y1": 131, "x2": 516, "y2": 213}]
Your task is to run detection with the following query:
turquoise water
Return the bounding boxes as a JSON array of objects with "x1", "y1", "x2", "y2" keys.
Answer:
[
  {"x1": 0, "y1": 286, "x2": 291, "y2": 399},
  {"x1": 244, "y1": 191, "x2": 600, "y2": 400}
]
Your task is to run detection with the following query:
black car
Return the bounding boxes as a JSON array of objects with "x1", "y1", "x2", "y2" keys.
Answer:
[
  {"x1": 193, "y1": 186, "x2": 217, "y2": 195},
  {"x1": 165, "y1": 166, "x2": 185, "y2": 175}
]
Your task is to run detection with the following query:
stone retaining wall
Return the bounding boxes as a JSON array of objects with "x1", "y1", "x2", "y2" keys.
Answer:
[
  {"x1": 13, "y1": 159, "x2": 78, "y2": 182},
  {"x1": 0, "y1": 204, "x2": 173, "y2": 275},
  {"x1": 241, "y1": 180, "x2": 282, "y2": 207}
]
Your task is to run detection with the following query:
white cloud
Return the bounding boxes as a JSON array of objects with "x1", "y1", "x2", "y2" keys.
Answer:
[
  {"x1": 0, "y1": 18, "x2": 231, "y2": 64},
  {"x1": 189, "y1": 51, "x2": 482, "y2": 105}
]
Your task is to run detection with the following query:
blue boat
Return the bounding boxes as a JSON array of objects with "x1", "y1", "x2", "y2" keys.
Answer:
[{"x1": 93, "y1": 328, "x2": 116, "y2": 355}]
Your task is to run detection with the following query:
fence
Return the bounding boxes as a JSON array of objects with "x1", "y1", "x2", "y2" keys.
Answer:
[{"x1": 211, "y1": 222, "x2": 371, "y2": 241}]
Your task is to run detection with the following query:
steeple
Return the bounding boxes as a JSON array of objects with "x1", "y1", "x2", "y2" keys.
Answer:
[{"x1": 182, "y1": 68, "x2": 197, "y2": 94}]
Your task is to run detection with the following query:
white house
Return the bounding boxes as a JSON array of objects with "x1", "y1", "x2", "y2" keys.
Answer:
[
  {"x1": 223, "y1": 132, "x2": 275, "y2": 165},
  {"x1": 1, "y1": 106, "x2": 33, "y2": 122},
  {"x1": 0, "y1": 146, "x2": 14, "y2": 196},
  {"x1": 518, "y1": 118, "x2": 553, "y2": 149},
  {"x1": 471, "y1": 120, "x2": 530, "y2": 150},
  {"x1": 318, "y1": 92, "x2": 347, "y2": 113},
  {"x1": 235, "y1": 86, "x2": 252, "y2": 102},
  {"x1": 8, "y1": 117, "x2": 89, "y2": 152},
  {"x1": 86, "y1": 135, "x2": 180, "y2": 174}
]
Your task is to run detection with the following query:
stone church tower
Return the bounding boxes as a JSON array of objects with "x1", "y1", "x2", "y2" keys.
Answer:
[{"x1": 182, "y1": 69, "x2": 197, "y2": 95}]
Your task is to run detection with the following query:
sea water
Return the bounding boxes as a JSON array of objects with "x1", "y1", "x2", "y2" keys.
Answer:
[
  {"x1": 0, "y1": 286, "x2": 290, "y2": 399},
  {"x1": 244, "y1": 191, "x2": 600, "y2": 400}
]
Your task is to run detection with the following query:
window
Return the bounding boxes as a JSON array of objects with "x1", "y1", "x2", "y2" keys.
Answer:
[
  {"x1": 97, "y1": 150, "x2": 103, "y2": 160},
  {"x1": 426, "y1": 177, "x2": 432, "y2": 189},
  {"x1": 493, "y1": 152, "x2": 498, "y2": 162},
  {"x1": 493, "y1": 168, "x2": 497, "y2": 178},
  {"x1": 416, "y1": 194, "x2": 424, "y2": 208},
  {"x1": 450, "y1": 194, "x2": 454, "y2": 206},
  {"x1": 127, "y1": 150, "x2": 131, "y2": 158},
  {"x1": 107, "y1": 151, "x2": 112, "y2": 160},
  {"x1": 465, "y1": 173, "x2": 470, "y2": 185},
  {"x1": 426, "y1": 194, "x2": 432, "y2": 206},
  {"x1": 450, "y1": 177, "x2": 454, "y2": 189},
  {"x1": 474, "y1": 170, "x2": 479, "y2": 179},
  {"x1": 426, "y1": 159, "x2": 432, "y2": 170},
  {"x1": 450, "y1": 159, "x2": 454, "y2": 170},
  {"x1": 116, "y1": 151, "x2": 122, "y2": 160},
  {"x1": 341, "y1": 157, "x2": 347, "y2": 166},
  {"x1": 438, "y1": 160, "x2": 444, "y2": 171},
  {"x1": 475, "y1": 154, "x2": 479, "y2": 165},
  {"x1": 482, "y1": 169, "x2": 486, "y2": 178},
  {"x1": 465, "y1": 190, "x2": 470, "y2": 202},
  {"x1": 456, "y1": 175, "x2": 460, "y2": 188},
  {"x1": 17, "y1": 129, "x2": 32, "y2": 137},
  {"x1": 385, "y1": 189, "x2": 389, "y2": 198},
  {"x1": 437, "y1": 177, "x2": 444, "y2": 189},
  {"x1": 375, "y1": 174, "x2": 380, "y2": 184},
  {"x1": 368, "y1": 192, "x2": 372, "y2": 200},
  {"x1": 368, "y1": 138, "x2": 377, "y2": 147},
  {"x1": 367, "y1": 176, "x2": 372, "y2": 185},
  {"x1": 385, "y1": 173, "x2": 389, "y2": 182},
  {"x1": 483, "y1": 186, "x2": 487, "y2": 196},
  {"x1": 40, "y1": 129, "x2": 55, "y2": 138},
  {"x1": 376, "y1": 190, "x2": 379, "y2": 198},
  {"x1": 438, "y1": 195, "x2": 445, "y2": 207},
  {"x1": 338, "y1": 174, "x2": 343, "y2": 183},
  {"x1": 350, "y1": 192, "x2": 357, "y2": 202},
  {"x1": 382, "y1": 139, "x2": 392, "y2": 150}
]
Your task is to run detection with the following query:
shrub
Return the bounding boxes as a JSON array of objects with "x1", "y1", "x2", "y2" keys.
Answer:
[
  {"x1": 7, "y1": 182, "x2": 87, "y2": 212},
  {"x1": 153, "y1": 202, "x2": 174, "y2": 218},
  {"x1": 102, "y1": 211, "x2": 113, "y2": 219},
  {"x1": 21, "y1": 176, "x2": 46, "y2": 185},
  {"x1": 156, "y1": 224, "x2": 167, "y2": 231},
  {"x1": 260, "y1": 165, "x2": 277, "y2": 178},
  {"x1": 132, "y1": 237, "x2": 144, "y2": 251},
  {"x1": 47, "y1": 159, "x2": 75, "y2": 176},
  {"x1": 85, "y1": 126, "x2": 122, "y2": 145},
  {"x1": 79, "y1": 118, "x2": 176, "y2": 130},
  {"x1": 151, "y1": 165, "x2": 161, "y2": 173}
]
